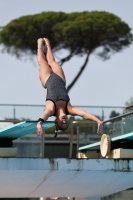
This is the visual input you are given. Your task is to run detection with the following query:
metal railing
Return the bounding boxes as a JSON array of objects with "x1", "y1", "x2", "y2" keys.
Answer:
[
  {"x1": 69, "y1": 110, "x2": 133, "y2": 158},
  {"x1": 1, "y1": 103, "x2": 130, "y2": 158},
  {"x1": 123, "y1": 104, "x2": 133, "y2": 114},
  {"x1": 0, "y1": 103, "x2": 125, "y2": 121},
  {"x1": 1, "y1": 110, "x2": 133, "y2": 158},
  {"x1": 103, "y1": 110, "x2": 133, "y2": 123},
  {"x1": 69, "y1": 121, "x2": 98, "y2": 158},
  {"x1": 124, "y1": 104, "x2": 133, "y2": 110}
]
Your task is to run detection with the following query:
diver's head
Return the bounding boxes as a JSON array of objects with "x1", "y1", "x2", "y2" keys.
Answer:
[{"x1": 55, "y1": 114, "x2": 69, "y2": 131}]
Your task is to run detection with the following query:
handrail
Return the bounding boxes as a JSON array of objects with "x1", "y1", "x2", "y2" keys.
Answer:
[
  {"x1": 0, "y1": 104, "x2": 46, "y2": 107},
  {"x1": 0, "y1": 120, "x2": 23, "y2": 123},
  {"x1": 0, "y1": 103, "x2": 124, "y2": 108},
  {"x1": 0, "y1": 104, "x2": 125, "y2": 122},
  {"x1": 71, "y1": 121, "x2": 96, "y2": 124},
  {"x1": 103, "y1": 111, "x2": 133, "y2": 124},
  {"x1": 124, "y1": 104, "x2": 133, "y2": 110}
]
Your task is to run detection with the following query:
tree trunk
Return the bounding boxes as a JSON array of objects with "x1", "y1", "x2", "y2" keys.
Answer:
[
  {"x1": 59, "y1": 52, "x2": 73, "y2": 66},
  {"x1": 66, "y1": 52, "x2": 90, "y2": 92}
]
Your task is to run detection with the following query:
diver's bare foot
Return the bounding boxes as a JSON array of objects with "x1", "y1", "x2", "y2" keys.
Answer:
[
  {"x1": 37, "y1": 38, "x2": 43, "y2": 49},
  {"x1": 37, "y1": 38, "x2": 47, "y2": 54},
  {"x1": 43, "y1": 38, "x2": 50, "y2": 47}
]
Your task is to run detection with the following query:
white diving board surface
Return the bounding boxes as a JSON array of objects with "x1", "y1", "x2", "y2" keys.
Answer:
[
  {"x1": 79, "y1": 132, "x2": 133, "y2": 151},
  {"x1": 0, "y1": 121, "x2": 55, "y2": 139}
]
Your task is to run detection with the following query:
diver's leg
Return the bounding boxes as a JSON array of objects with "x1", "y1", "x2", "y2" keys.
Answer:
[
  {"x1": 37, "y1": 38, "x2": 52, "y2": 86},
  {"x1": 43, "y1": 38, "x2": 66, "y2": 83}
]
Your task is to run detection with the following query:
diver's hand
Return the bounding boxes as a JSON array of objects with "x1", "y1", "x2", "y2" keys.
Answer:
[
  {"x1": 97, "y1": 121, "x2": 103, "y2": 135},
  {"x1": 36, "y1": 121, "x2": 43, "y2": 136}
]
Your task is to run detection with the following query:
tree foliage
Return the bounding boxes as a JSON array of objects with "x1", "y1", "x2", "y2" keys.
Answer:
[
  {"x1": 0, "y1": 11, "x2": 132, "y2": 91},
  {"x1": 109, "y1": 110, "x2": 120, "y2": 118},
  {"x1": 125, "y1": 96, "x2": 133, "y2": 106}
]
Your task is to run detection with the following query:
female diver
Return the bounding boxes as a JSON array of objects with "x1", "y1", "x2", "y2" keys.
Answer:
[{"x1": 36, "y1": 38, "x2": 102, "y2": 136}]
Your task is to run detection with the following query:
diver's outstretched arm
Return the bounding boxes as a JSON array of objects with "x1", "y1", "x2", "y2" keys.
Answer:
[{"x1": 67, "y1": 103, "x2": 103, "y2": 134}]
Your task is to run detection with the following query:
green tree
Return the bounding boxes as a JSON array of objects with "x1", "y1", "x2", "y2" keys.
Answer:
[
  {"x1": 125, "y1": 96, "x2": 133, "y2": 106},
  {"x1": 0, "y1": 11, "x2": 132, "y2": 92},
  {"x1": 109, "y1": 110, "x2": 120, "y2": 118}
]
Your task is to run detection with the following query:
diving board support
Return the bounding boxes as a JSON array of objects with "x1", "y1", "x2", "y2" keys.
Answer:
[
  {"x1": 0, "y1": 121, "x2": 55, "y2": 157},
  {"x1": 78, "y1": 148, "x2": 133, "y2": 159},
  {"x1": 40, "y1": 129, "x2": 45, "y2": 158},
  {"x1": 106, "y1": 148, "x2": 133, "y2": 159},
  {"x1": 77, "y1": 151, "x2": 101, "y2": 158}
]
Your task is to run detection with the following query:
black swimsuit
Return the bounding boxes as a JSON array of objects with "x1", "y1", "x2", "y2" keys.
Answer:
[{"x1": 44, "y1": 73, "x2": 70, "y2": 115}]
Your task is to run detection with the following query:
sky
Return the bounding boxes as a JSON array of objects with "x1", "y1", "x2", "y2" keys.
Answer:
[{"x1": 0, "y1": 0, "x2": 133, "y2": 119}]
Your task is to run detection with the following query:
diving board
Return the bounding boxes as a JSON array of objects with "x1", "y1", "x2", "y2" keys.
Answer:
[
  {"x1": 79, "y1": 131, "x2": 133, "y2": 151},
  {"x1": 0, "y1": 121, "x2": 55, "y2": 139}
]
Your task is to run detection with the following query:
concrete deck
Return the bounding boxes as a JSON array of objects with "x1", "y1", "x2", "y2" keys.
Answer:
[{"x1": 0, "y1": 158, "x2": 133, "y2": 197}]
